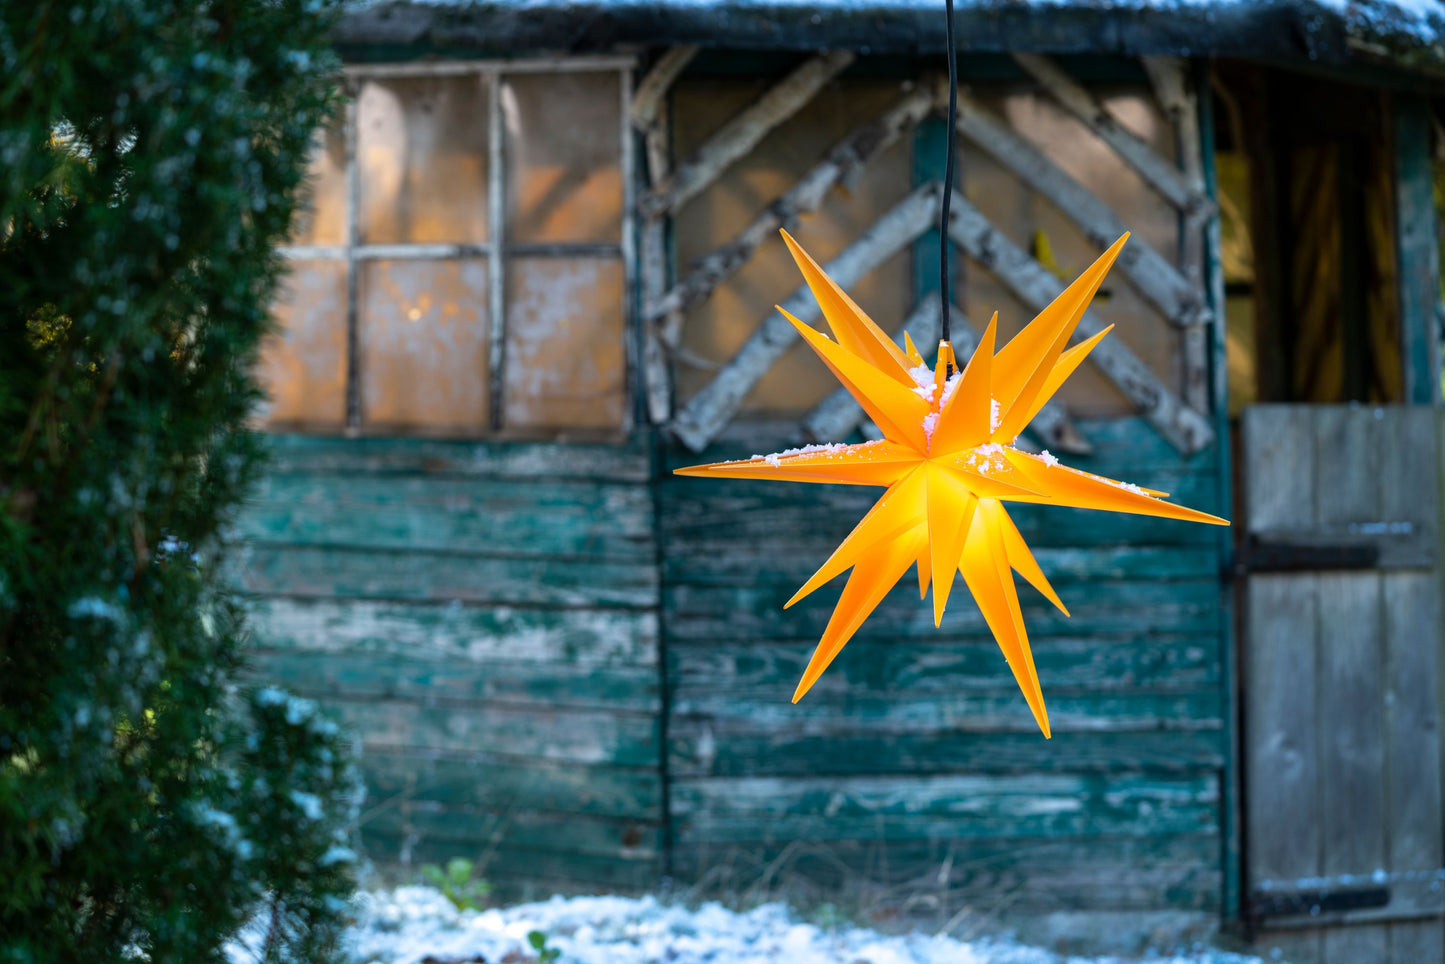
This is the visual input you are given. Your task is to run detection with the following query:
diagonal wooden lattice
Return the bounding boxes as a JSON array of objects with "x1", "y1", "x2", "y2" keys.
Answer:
[{"x1": 630, "y1": 51, "x2": 1218, "y2": 454}]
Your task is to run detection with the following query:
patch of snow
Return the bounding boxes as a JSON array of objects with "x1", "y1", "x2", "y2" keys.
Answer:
[
  {"x1": 922, "y1": 411, "x2": 940, "y2": 442},
  {"x1": 290, "y1": 888, "x2": 1270, "y2": 964},
  {"x1": 939, "y1": 370, "x2": 963, "y2": 406},
  {"x1": 990, "y1": 396, "x2": 1002, "y2": 433},
  {"x1": 751, "y1": 443, "x2": 850, "y2": 467},
  {"x1": 1038, "y1": 450, "x2": 1060, "y2": 467},
  {"x1": 909, "y1": 363, "x2": 937, "y2": 403}
]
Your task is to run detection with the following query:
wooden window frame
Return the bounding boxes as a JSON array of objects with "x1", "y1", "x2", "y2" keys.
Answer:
[{"x1": 277, "y1": 55, "x2": 638, "y2": 435}]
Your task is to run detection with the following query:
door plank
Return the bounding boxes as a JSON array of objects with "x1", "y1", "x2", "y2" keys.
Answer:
[{"x1": 1316, "y1": 572, "x2": 1387, "y2": 963}]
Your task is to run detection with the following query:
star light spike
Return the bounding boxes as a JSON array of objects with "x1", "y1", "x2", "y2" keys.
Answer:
[
  {"x1": 779, "y1": 229, "x2": 912, "y2": 382},
  {"x1": 673, "y1": 230, "x2": 1229, "y2": 737}
]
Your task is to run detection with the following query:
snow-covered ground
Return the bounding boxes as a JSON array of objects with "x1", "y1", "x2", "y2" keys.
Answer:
[{"x1": 315, "y1": 887, "x2": 1273, "y2": 964}]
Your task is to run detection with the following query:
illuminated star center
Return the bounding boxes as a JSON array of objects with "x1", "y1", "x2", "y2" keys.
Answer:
[{"x1": 675, "y1": 230, "x2": 1228, "y2": 738}]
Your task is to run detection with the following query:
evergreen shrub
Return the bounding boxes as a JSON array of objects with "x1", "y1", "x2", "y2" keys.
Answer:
[{"x1": 0, "y1": 2, "x2": 359, "y2": 960}]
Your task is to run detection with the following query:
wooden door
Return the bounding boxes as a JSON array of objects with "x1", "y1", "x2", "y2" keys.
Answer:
[{"x1": 1240, "y1": 405, "x2": 1444, "y2": 963}]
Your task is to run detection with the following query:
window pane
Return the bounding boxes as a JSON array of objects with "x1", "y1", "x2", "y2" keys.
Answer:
[
  {"x1": 290, "y1": 121, "x2": 345, "y2": 246},
  {"x1": 503, "y1": 72, "x2": 622, "y2": 244},
  {"x1": 359, "y1": 75, "x2": 489, "y2": 244},
  {"x1": 359, "y1": 258, "x2": 490, "y2": 433},
  {"x1": 504, "y1": 258, "x2": 625, "y2": 430},
  {"x1": 259, "y1": 260, "x2": 348, "y2": 429}
]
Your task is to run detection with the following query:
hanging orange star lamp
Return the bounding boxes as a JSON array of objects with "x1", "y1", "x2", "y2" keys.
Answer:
[{"x1": 674, "y1": 230, "x2": 1229, "y2": 739}]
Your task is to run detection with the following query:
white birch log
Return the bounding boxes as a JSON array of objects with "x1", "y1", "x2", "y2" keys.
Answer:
[
  {"x1": 946, "y1": 188, "x2": 1215, "y2": 453},
  {"x1": 1013, "y1": 53, "x2": 1213, "y2": 220},
  {"x1": 670, "y1": 182, "x2": 939, "y2": 452},
  {"x1": 953, "y1": 94, "x2": 1211, "y2": 329},
  {"x1": 649, "y1": 83, "x2": 935, "y2": 322},
  {"x1": 640, "y1": 50, "x2": 855, "y2": 219}
]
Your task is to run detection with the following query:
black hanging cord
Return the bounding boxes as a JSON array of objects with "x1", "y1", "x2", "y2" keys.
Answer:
[{"x1": 939, "y1": 0, "x2": 958, "y2": 359}]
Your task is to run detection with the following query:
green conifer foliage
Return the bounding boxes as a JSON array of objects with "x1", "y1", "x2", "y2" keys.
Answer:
[{"x1": 0, "y1": 3, "x2": 359, "y2": 960}]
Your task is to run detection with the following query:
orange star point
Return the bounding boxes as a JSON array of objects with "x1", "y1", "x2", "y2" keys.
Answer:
[{"x1": 674, "y1": 230, "x2": 1229, "y2": 738}]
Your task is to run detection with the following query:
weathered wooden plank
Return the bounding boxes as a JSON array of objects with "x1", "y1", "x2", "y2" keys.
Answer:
[
  {"x1": 1012, "y1": 54, "x2": 1212, "y2": 218},
  {"x1": 263, "y1": 434, "x2": 651, "y2": 482},
  {"x1": 670, "y1": 772, "x2": 1219, "y2": 841},
  {"x1": 1314, "y1": 407, "x2": 1378, "y2": 526},
  {"x1": 1394, "y1": 97, "x2": 1443, "y2": 405},
  {"x1": 669, "y1": 182, "x2": 937, "y2": 451},
  {"x1": 671, "y1": 834, "x2": 1220, "y2": 911},
  {"x1": 364, "y1": 804, "x2": 661, "y2": 861},
  {"x1": 246, "y1": 597, "x2": 658, "y2": 667},
  {"x1": 363, "y1": 832, "x2": 660, "y2": 892},
  {"x1": 329, "y1": 698, "x2": 659, "y2": 767},
  {"x1": 242, "y1": 475, "x2": 654, "y2": 560},
  {"x1": 650, "y1": 83, "x2": 935, "y2": 322},
  {"x1": 1385, "y1": 572, "x2": 1444, "y2": 955},
  {"x1": 362, "y1": 749, "x2": 661, "y2": 820},
  {"x1": 252, "y1": 650, "x2": 659, "y2": 714},
  {"x1": 234, "y1": 543, "x2": 657, "y2": 609},
  {"x1": 1242, "y1": 405, "x2": 1316, "y2": 532},
  {"x1": 669, "y1": 725, "x2": 1223, "y2": 778},
  {"x1": 640, "y1": 50, "x2": 855, "y2": 219},
  {"x1": 1245, "y1": 575, "x2": 1321, "y2": 896},
  {"x1": 1316, "y1": 573, "x2": 1388, "y2": 963},
  {"x1": 663, "y1": 580, "x2": 1222, "y2": 641},
  {"x1": 664, "y1": 544, "x2": 1218, "y2": 586},
  {"x1": 673, "y1": 689, "x2": 1221, "y2": 736},
  {"x1": 945, "y1": 189, "x2": 1214, "y2": 453},
  {"x1": 668, "y1": 633, "x2": 1217, "y2": 694},
  {"x1": 952, "y1": 92, "x2": 1210, "y2": 328}
]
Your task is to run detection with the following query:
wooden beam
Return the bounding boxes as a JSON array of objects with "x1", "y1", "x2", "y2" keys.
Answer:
[
  {"x1": 630, "y1": 45, "x2": 697, "y2": 183},
  {"x1": 639, "y1": 50, "x2": 855, "y2": 220},
  {"x1": 669, "y1": 182, "x2": 939, "y2": 452},
  {"x1": 649, "y1": 82, "x2": 935, "y2": 323},
  {"x1": 631, "y1": 48, "x2": 698, "y2": 424},
  {"x1": 1141, "y1": 55, "x2": 1211, "y2": 413},
  {"x1": 801, "y1": 294, "x2": 1091, "y2": 454},
  {"x1": 952, "y1": 93, "x2": 1210, "y2": 329},
  {"x1": 1394, "y1": 95, "x2": 1442, "y2": 405},
  {"x1": 946, "y1": 188, "x2": 1215, "y2": 453},
  {"x1": 1013, "y1": 54, "x2": 1213, "y2": 221}
]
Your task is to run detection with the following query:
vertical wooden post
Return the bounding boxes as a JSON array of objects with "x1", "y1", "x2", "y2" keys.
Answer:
[
  {"x1": 344, "y1": 88, "x2": 361, "y2": 435},
  {"x1": 1393, "y1": 95, "x2": 1441, "y2": 405},
  {"x1": 487, "y1": 74, "x2": 507, "y2": 430},
  {"x1": 1197, "y1": 66, "x2": 1240, "y2": 923}
]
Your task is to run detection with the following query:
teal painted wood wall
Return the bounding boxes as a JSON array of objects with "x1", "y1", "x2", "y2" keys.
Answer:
[
  {"x1": 659, "y1": 417, "x2": 1227, "y2": 914},
  {"x1": 235, "y1": 436, "x2": 664, "y2": 892},
  {"x1": 237, "y1": 417, "x2": 1228, "y2": 914}
]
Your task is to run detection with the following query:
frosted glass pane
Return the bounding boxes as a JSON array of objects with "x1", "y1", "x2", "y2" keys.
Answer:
[
  {"x1": 360, "y1": 259, "x2": 490, "y2": 433},
  {"x1": 504, "y1": 258, "x2": 626, "y2": 430},
  {"x1": 359, "y1": 76, "x2": 488, "y2": 244},
  {"x1": 503, "y1": 73, "x2": 622, "y2": 244},
  {"x1": 289, "y1": 121, "x2": 345, "y2": 246},
  {"x1": 259, "y1": 260, "x2": 348, "y2": 429}
]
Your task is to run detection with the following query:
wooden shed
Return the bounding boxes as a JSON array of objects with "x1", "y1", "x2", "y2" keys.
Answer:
[{"x1": 240, "y1": 0, "x2": 1445, "y2": 956}]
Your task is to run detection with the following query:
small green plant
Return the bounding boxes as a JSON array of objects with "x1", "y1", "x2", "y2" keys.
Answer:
[
  {"x1": 527, "y1": 929, "x2": 560, "y2": 962},
  {"x1": 421, "y1": 857, "x2": 493, "y2": 911}
]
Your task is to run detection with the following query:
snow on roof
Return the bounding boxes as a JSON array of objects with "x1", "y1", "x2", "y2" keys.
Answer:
[{"x1": 337, "y1": 0, "x2": 1445, "y2": 69}]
